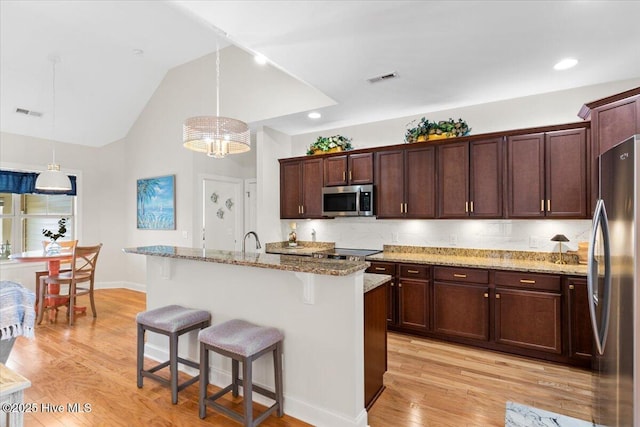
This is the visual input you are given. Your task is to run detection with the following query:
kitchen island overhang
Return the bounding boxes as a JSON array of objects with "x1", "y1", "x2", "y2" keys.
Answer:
[{"x1": 124, "y1": 245, "x2": 383, "y2": 427}]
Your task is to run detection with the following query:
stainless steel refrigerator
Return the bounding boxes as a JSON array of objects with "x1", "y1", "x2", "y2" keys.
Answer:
[{"x1": 588, "y1": 134, "x2": 639, "y2": 426}]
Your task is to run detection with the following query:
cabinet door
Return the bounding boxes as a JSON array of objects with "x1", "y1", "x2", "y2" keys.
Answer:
[
  {"x1": 565, "y1": 278, "x2": 593, "y2": 362},
  {"x1": 398, "y1": 279, "x2": 429, "y2": 332},
  {"x1": 375, "y1": 150, "x2": 405, "y2": 218},
  {"x1": 348, "y1": 153, "x2": 374, "y2": 185},
  {"x1": 495, "y1": 288, "x2": 562, "y2": 354},
  {"x1": 546, "y1": 129, "x2": 587, "y2": 218},
  {"x1": 405, "y1": 146, "x2": 436, "y2": 218},
  {"x1": 507, "y1": 133, "x2": 545, "y2": 218},
  {"x1": 280, "y1": 161, "x2": 302, "y2": 218},
  {"x1": 323, "y1": 155, "x2": 348, "y2": 187},
  {"x1": 301, "y1": 158, "x2": 324, "y2": 217},
  {"x1": 470, "y1": 137, "x2": 503, "y2": 218},
  {"x1": 433, "y1": 282, "x2": 489, "y2": 341},
  {"x1": 437, "y1": 141, "x2": 469, "y2": 218}
]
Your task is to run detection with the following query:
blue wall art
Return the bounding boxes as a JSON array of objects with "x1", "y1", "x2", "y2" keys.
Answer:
[{"x1": 137, "y1": 175, "x2": 176, "y2": 230}]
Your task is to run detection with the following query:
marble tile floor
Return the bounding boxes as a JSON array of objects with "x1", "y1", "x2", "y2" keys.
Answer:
[{"x1": 505, "y1": 402, "x2": 598, "y2": 427}]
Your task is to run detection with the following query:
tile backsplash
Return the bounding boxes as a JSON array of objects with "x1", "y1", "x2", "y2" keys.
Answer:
[{"x1": 280, "y1": 218, "x2": 591, "y2": 253}]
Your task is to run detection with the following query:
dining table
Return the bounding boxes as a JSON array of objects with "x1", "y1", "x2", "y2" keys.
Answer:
[{"x1": 9, "y1": 249, "x2": 86, "y2": 319}]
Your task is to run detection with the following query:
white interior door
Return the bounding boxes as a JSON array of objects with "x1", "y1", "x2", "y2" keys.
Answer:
[{"x1": 203, "y1": 176, "x2": 244, "y2": 251}]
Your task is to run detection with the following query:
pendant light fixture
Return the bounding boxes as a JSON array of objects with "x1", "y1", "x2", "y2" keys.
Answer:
[
  {"x1": 35, "y1": 56, "x2": 72, "y2": 192},
  {"x1": 183, "y1": 45, "x2": 250, "y2": 158}
]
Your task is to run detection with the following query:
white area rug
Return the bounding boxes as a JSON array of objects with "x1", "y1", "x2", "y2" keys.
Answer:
[{"x1": 505, "y1": 402, "x2": 596, "y2": 427}]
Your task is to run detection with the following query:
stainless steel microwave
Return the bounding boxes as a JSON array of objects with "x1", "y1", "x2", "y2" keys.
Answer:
[{"x1": 322, "y1": 184, "x2": 374, "y2": 217}]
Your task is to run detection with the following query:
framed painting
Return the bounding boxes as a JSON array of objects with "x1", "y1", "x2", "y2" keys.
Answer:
[{"x1": 137, "y1": 175, "x2": 176, "y2": 230}]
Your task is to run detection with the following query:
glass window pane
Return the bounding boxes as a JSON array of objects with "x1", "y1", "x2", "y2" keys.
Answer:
[
  {"x1": 0, "y1": 193, "x2": 12, "y2": 215},
  {"x1": 22, "y1": 194, "x2": 73, "y2": 215},
  {"x1": 1, "y1": 218, "x2": 12, "y2": 258},
  {"x1": 23, "y1": 217, "x2": 74, "y2": 252}
]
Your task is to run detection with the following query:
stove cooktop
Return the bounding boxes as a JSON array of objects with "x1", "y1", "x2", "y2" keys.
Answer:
[{"x1": 312, "y1": 248, "x2": 381, "y2": 260}]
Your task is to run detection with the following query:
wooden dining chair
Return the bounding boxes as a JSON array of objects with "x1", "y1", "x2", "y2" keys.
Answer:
[
  {"x1": 37, "y1": 243, "x2": 103, "y2": 326},
  {"x1": 34, "y1": 240, "x2": 77, "y2": 307}
]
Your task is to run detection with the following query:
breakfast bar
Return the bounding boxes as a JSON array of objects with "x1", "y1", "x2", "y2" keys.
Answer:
[{"x1": 124, "y1": 245, "x2": 387, "y2": 427}]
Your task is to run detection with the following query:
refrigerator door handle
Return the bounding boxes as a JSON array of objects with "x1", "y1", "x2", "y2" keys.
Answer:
[{"x1": 587, "y1": 199, "x2": 612, "y2": 356}]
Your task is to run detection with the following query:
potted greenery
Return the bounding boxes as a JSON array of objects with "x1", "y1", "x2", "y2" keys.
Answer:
[
  {"x1": 405, "y1": 117, "x2": 470, "y2": 142},
  {"x1": 306, "y1": 135, "x2": 353, "y2": 155},
  {"x1": 42, "y1": 218, "x2": 68, "y2": 254}
]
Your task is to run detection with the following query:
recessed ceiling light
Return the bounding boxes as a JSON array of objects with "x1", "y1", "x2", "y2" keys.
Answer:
[
  {"x1": 553, "y1": 58, "x2": 578, "y2": 70},
  {"x1": 308, "y1": 112, "x2": 321, "y2": 119},
  {"x1": 254, "y1": 54, "x2": 267, "y2": 65},
  {"x1": 132, "y1": 48, "x2": 144, "y2": 56}
]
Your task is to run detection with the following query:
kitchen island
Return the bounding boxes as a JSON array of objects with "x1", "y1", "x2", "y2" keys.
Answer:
[{"x1": 124, "y1": 245, "x2": 387, "y2": 427}]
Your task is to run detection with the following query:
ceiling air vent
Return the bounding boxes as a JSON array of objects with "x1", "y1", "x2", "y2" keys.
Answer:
[
  {"x1": 367, "y1": 72, "x2": 398, "y2": 83},
  {"x1": 15, "y1": 107, "x2": 43, "y2": 117}
]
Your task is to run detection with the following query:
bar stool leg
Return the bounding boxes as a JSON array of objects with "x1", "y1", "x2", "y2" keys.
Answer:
[
  {"x1": 137, "y1": 324, "x2": 145, "y2": 388},
  {"x1": 243, "y1": 356, "x2": 253, "y2": 427},
  {"x1": 274, "y1": 341, "x2": 284, "y2": 417},
  {"x1": 170, "y1": 331, "x2": 179, "y2": 404},
  {"x1": 199, "y1": 343, "x2": 209, "y2": 419},
  {"x1": 232, "y1": 359, "x2": 240, "y2": 397}
]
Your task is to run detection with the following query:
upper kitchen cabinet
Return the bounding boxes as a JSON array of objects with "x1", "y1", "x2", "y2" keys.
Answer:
[
  {"x1": 323, "y1": 153, "x2": 374, "y2": 186},
  {"x1": 280, "y1": 157, "x2": 324, "y2": 219},
  {"x1": 375, "y1": 146, "x2": 436, "y2": 219},
  {"x1": 507, "y1": 127, "x2": 588, "y2": 218},
  {"x1": 579, "y1": 87, "x2": 640, "y2": 213},
  {"x1": 437, "y1": 138, "x2": 503, "y2": 218}
]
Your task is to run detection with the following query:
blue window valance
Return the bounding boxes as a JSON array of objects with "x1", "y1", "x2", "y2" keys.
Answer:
[{"x1": 0, "y1": 170, "x2": 76, "y2": 195}]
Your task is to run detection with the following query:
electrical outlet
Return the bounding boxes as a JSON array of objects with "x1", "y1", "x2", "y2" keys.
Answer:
[
  {"x1": 450, "y1": 234, "x2": 458, "y2": 245},
  {"x1": 529, "y1": 236, "x2": 539, "y2": 248},
  {"x1": 182, "y1": 230, "x2": 189, "y2": 239},
  {"x1": 391, "y1": 232, "x2": 399, "y2": 243}
]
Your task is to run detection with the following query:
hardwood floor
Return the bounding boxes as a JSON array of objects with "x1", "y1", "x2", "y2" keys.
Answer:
[
  {"x1": 368, "y1": 334, "x2": 595, "y2": 427},
  {"x1": 6, "y1": 288, "x2": 594, "y2": 426}
]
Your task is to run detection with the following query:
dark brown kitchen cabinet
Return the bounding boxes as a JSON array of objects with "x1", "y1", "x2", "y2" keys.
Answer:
[
  {"x1": 507, "y1": 127, "x2": 587, "y2": 218},
  {"x1": 432, "y1": 267, "x2": 490, "y2": 341},
  {"x1": 565, "y1": 277, "x2": 593, "y2": 365},
  {"x1": 375, "y1": 147, "x2": 436, "y2": 218},
  {"x1": 279, "y1": 158, "x2": 324, "y2": 219},
  {"x1": 494, "y1": 271, "x2": 562, "y2": 354},
  {"x1": 397, "y1": 264, "x2": 430, "y2": 332},
  {"x1": 366, "y1": 261, "x2": 397, "y2": 325},
  {"x1": 363, "y1": 280, "x2": 388, "y2": 410},
  {"x1": 437, "y1": 138, "x2": 503, "y2": 218},
  {"x1": 323, "y1": 153, "x2": 373, "y2": 186},
  {"x1": 580, "y1": 88, "x2": 640, "y2": 214}
]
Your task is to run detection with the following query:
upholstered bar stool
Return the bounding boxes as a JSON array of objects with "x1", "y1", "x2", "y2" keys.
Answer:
[
  {"x1": 198, "y1": 319, "x2": 284, "y2": 426},
  {"x1": 136, "y1": 304, "x2": 211, "y2": 404}
]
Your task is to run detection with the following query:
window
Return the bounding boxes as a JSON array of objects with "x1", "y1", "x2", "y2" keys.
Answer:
[{"x1": 0, "y1": 192, "x2": 75, "y2": 255}]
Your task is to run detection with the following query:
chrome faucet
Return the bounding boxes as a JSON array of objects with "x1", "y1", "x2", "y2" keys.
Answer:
[{"x1": 242, "y1": 231, "x2": 262, "y2": 254}]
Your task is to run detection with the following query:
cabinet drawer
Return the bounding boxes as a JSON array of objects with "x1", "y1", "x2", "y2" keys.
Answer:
[
  {"x1": 366, "y1": 262, "x2": 396, "y2": 275},
  {"x1": 434, "y1": 267, "x2": 489, "y2": 284},
  {"x1": 399, "y1": 264, "x2": 429, "y2": 280},
  {"x1": 494, "y1": 271, "x2": 561, "y2": 292}
]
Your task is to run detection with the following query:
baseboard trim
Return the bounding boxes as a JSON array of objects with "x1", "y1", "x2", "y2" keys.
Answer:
[{"x1": 95, "y1": 281, "x2": 146, "y2": 292}]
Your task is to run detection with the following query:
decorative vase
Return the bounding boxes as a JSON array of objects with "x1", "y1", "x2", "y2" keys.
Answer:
[
  {"x1": 416, "y1": 135, "x2": 428, "y2": 142},
  {"x1": 45, "y1": 241, "x2": 61, "y2": 255},
  {"x1": 428, "y1": 133, "x2": 451, "y2": 141},
  {"x1": 313, "y1": 147, "x2": 343, "y2": 155}
]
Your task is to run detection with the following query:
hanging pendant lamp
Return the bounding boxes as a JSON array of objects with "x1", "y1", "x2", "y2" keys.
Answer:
[
  {"x1": 183, "y1": 46, "x2": 250, "y2": 158},
  {"x1": 35, "y1": 56, "x2": 71, "y2": 192}
]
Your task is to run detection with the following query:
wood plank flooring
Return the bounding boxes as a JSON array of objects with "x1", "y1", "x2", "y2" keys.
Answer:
[{"x1": 6, "y1": 289, "x2": 595, "y2": 426}]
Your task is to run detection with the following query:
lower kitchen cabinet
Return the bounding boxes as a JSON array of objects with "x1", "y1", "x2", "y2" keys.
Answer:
[
  {"x1": 565, "y1": 277, "x2": 593, "y2": 365},
  {"x1": 366, "y1": 261, "x2": 588, "y2": 367},
  {"x1": 494, "y1": 287, "x2": 562, "y2": 354},
  {"x1": 432, "y1": 266, "x2": 490, "y2": 341},
  {"x1": 397, "y1": 264, "x2": 430, "y2": 332}
]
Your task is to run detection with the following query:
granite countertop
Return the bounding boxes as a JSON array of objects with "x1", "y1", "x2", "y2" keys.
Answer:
[
  {"x1": 364, "y1": 273, "x2": 391, "y2": 293},
  {"x1": 123, "y1": 245, "x2": 368, "y2": 276},
  {"x1": 367, "y1": 246, "x2": 588, "y2": 276}
]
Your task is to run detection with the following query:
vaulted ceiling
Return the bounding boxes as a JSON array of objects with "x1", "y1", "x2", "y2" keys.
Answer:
[{"x1": 2, "y1": 1, "x2": 639, "y2": 147}]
